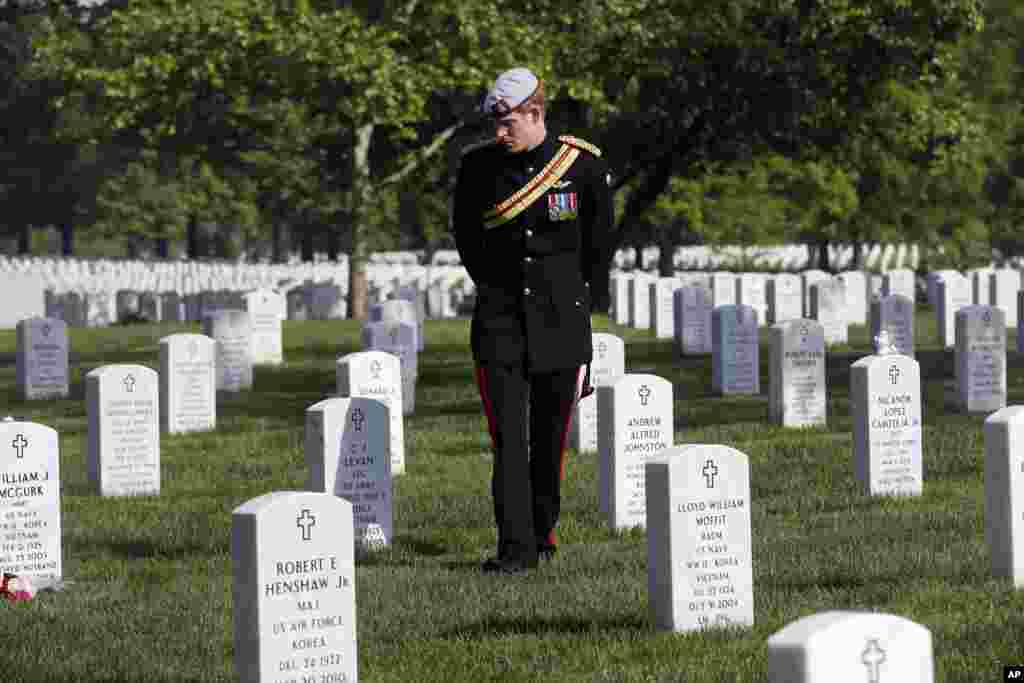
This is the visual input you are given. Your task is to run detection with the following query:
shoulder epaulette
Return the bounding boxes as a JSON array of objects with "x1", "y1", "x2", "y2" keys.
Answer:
[
  {"x1": 558, "y1": 135, "x2": 602, "y2": 158},
  {"x1": 460, "y1": 138, "x2": 497, "y2": 157}
]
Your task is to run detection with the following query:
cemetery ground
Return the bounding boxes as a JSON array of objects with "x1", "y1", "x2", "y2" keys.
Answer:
[{"x1": 0, "y1": 312, "x2": 1022, "y2": 683}]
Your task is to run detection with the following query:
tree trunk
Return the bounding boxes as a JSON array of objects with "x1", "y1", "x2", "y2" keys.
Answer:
[
  {"x1": 657, "y1": 231, "x2": 674, "y2": 277},
  {"x1": 853, "y1": 241, "x2": 863, "y2": 269},
  {"x1": 187, "y1": 215, "x2": 200, "y2": 259},
  {"x1": 60, "y1": 224, "x2": 73, "y2": 256},
  {"x1": 18, "y1": 225, "x2": 30, "y2": 254},
  {"x1": 817, "y1": 240, "x2": 830, "y2": 273},
  {"x1": 327, "y1": 226, "x2": 341, "y2": 262},
  {"x1": 300, "y1": 224, "x2": 314, "y2": 262},
  {"x1": 347, "y1": 123, "x2": 374, "y2": 321},
  {"x1": 155, "y1": 236, "x2": 169, "y2": 259},
  {"x1": 272, "y1": 222, "x2": 284, "y2": 263}
]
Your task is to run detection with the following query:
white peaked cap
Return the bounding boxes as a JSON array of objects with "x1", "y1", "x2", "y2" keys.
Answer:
[{"x1": 481, "y1": 67, "x2": 539, "y2": 115}]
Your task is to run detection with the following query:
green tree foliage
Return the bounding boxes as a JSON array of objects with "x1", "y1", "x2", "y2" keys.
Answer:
[{"x1": 18, "y1": 0, "x2": 1014, "y2": 307}]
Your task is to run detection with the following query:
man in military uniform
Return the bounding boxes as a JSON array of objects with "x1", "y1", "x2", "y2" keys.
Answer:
[{"x1": 453, "y1": 67, "x2": 613, "y2": 574}]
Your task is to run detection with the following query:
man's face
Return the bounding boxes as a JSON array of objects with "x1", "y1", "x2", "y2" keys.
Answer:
[{"x1": 493, "y1": 107, "x2": 541, "y2": 153}]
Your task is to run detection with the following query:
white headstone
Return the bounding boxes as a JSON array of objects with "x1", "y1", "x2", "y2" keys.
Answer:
[
  {"x1": 990, "y1": 269, "x2": 1020, "y2": 328},
  {"x1": 675, "y1": 286, "x2": 713, "y2": 355},
  {"x1": 232, "y1": 491, "x2": 357, "y2": 683},
  {"x1": 800, "y1": 270, "x2": 830, "y2": 318},
  {"x1": 955, "y1": 306, "x2": 1006, "y2": 414},
  {"x1": 836, "y1": 271, "x2": 868, "y2": 326},
  {"x1": 851, "y1": 351, "x2": 922, "y2": 496},
  {"x1": 569, "y1": 334, "x2": 626, "y2": 453},
  {"x1": 244, "y1": 289, "x2": 285, "y2": 366},
  {"x1": 766, "y1": 274, "x2": 802, "y2": 325},
  {"x1": 306, "y1": 397, "x2": 391, "y2": 551},
  {"x1": 769, "y1": 320, "x2": 827, "y2": 428},
  {"x1": 882, "y1": 268, "x2": 915, "y2": 301},
  {"x1": 337, "y1": 351, "x2": 405, "y2": 476},
  {"x1": 710, "y1": 273, "x2": 736, "y2": 308},
  {"x1": 936, "y1": 273, "x2": 971, "y2": 349},
  {"x1": 712, "y1": 305, "x2": 759, "y2": 395},
  {"x1": 360, "y1": 322, "x2": 417, "y2": 416},
  {"x1": 1018, "y1": 291, "x2": 1024, "y2": 354},
  {"x1": 597, "y1": 374, "x2": 673, "y2": 528},
  {"x1": 870, "y1": 295, "x2": 915, "y2": 357},
  {"x1": 0, "y1": 420, "x2": 62, "y2": 582},
  {"x1": 86, "y1": 364, "x2": 160, "y2": 497},
  {"x1": 970, "y1": 267, "x2": 993, "y2": 306},
  {"x1": 159, "y1": 334, "x2": 217, "y2": 434},
  {"x1": 735, "y1": 273, "x2": 766, "y2": 326},
  {"x1": 0, "y1": 274, "x2": 46, "y2": 329},
  {"x1": 768, "y1": 611, "x2": 934, "y2": 683},
  {"x1": 984, "y1": 406, "x2": 1024, "y2": 587},
  {"x1": 646, "y1": 446, "x2": 753, "y2": 632},
  {"x1": 610, "y1": 273, "x2": 631, "y2": 326},
  {"x1": 809, "y1": 279, "x2": 848, "y2": 345},
  {"x1": 375, "y1": 298, "x2": 421, "y2": 352},
  {"x1": 650, "y1": 277, "x2": 677, "y2": 339},
  {"x1": 203, "y1": 309, "x2": 254, "y2": 392},
  {"x1": 16, "y1": 317, "x2": 69, "y2": 400},
  {"x1": 629, "y1": 273, "x2": 653, "y2": 329}
]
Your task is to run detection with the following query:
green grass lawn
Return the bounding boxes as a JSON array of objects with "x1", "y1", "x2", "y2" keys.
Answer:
[{"x1": 0, "y1": 310, "x2": 1021, "y2": 682}]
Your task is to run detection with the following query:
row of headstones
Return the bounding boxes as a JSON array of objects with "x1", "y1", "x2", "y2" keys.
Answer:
[
  {"x1": 229, "y1": 492, "x2": 939, "y2": 682},
  {"x1": 622, "y1": 405, "x2": 1021, "y2": 683},
  {"x1": 38, "y1": 272, "x2": 470, "y2": 327},
  {"x1": 19, "y1": 287, "x2": 423, "y2": 394},
  {"x1": 228, "y1": 391, "x2": 1024, "y2": 682},
  {"x1": 596, "y1": 319, "x2": 1011, "y2": 535},
  {"x1": 612, "y1": 242, "x2": 920, "y2": 271},
  {"x1": 613, "y1": 267, "x2": 1024, "y2": 339},
  {"x1": 15, "y1": 312, "x2": 273, "y2": 404},
  {"x1": 5, "y1": 358, "x2": 1010, "y2": 682},
  {"x1": 571, "y1": 303, "x2": 1007, "y2": 463},
  {"x1": 0, "y1": 348, "x2": 410, "y2": 584}
]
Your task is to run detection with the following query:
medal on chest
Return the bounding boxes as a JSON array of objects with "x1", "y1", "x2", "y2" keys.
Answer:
[{"x1": 547, "y1": 192, "x2": 578, "y2": 221}]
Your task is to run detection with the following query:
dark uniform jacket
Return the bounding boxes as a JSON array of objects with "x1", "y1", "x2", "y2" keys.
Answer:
[{"x1": 453, "y1": 132, "x2": 613, "y2": 372}]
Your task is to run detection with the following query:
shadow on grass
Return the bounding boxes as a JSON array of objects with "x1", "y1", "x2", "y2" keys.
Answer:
[
  {"x1": 104, "y1": 538, "x2": 220, "y2": 561},
  {"x1": 444, "y1": 614, "x2": 648, "y2": 639}
]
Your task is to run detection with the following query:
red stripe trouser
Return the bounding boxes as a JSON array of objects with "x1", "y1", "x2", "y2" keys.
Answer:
[{"x1": 476, "y1": 363, "x2": 581, "y2": 563}]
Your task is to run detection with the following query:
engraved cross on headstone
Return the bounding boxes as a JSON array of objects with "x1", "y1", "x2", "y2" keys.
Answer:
[
  {"x1": 888, "y1": 365, "x2": 901, "y2": 385},
  {"x1": 296, "y1": 509, "x2": 316, "y2": 541},
  {"x1": 188, "y1": 340, "x2": 200, "y2": 360},
  {"x1": 11, "y1": 434, "x2": 28, "y2": 459},
  {"x1": 638, "y1": 385, "x2": 651, "y2": 406},
  {"x1": 597, "y1": 341, "x2": 607, "y2": 360},
  {"x1": 702, "y1": 459, "x2": 719, "y2": 488},
  {"x1": 351, "y1": 408, "x2": 365, "y2": 432},
  {"x1": 123, "y1": 374, "x2": 136, "y2": 393},
  {"x1": 861, "y1": 638, "x2": 887, "y2": 683},
  {"x1": 370, "y1": 360, "x2": 383, "y2": 380}
]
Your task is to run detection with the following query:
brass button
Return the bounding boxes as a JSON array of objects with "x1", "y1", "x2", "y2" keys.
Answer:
[
  {"x1": 524, "y1": 256, "x2": 533, "y2": 263},
  {"x1": 524, "y1": 287, "x2": 532, "y2": 296},
  {"x1": 525, "y1": 229, "x2": 533, "y2": 237},
  {"x1": 527, "y1": 166, "x2": 535, "y2": 173}
]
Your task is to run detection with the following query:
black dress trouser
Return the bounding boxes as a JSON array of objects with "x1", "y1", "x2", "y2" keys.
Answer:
[{"x1": 476, "y1": 363, "x2": 580, "y2": 564}]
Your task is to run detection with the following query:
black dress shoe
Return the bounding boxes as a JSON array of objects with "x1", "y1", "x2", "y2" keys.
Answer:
[{"x1": 481, "y1": 557, "x2": 535, "y2": 574}]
